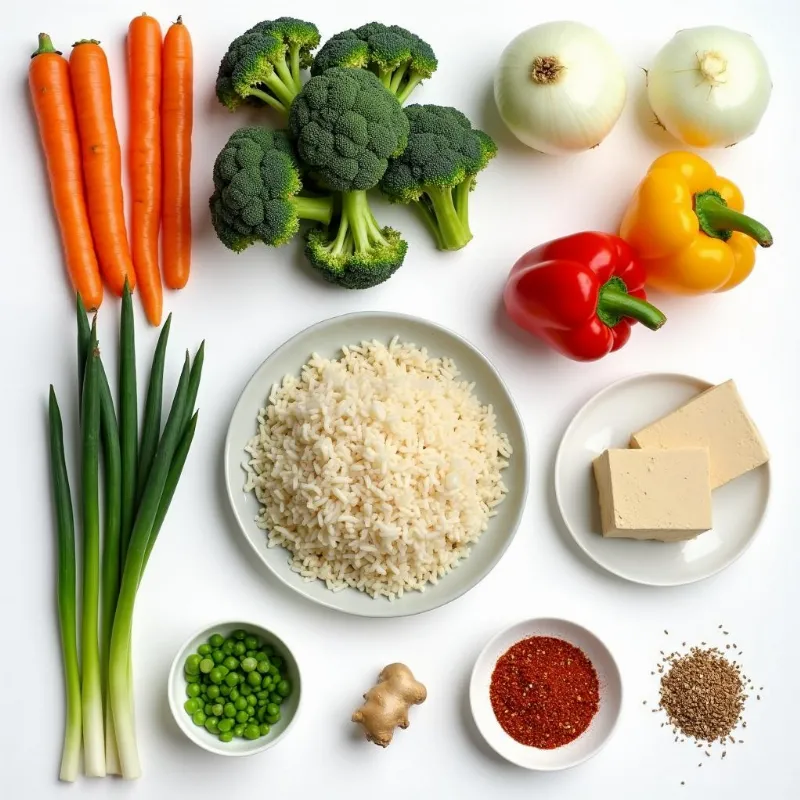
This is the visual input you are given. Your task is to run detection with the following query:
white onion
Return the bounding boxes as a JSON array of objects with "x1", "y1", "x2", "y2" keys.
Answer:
[
  {"x1": 494, "y1": 21, "x2": 627, "y2": 155},
  {"x1": 647, "y1": 26, "x2": 772, "y2": 148}
]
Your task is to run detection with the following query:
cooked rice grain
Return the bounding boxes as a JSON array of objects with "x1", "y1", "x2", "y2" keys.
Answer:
[{"x1": 243, "y1": 338, "x2": 512, "y2": 599}]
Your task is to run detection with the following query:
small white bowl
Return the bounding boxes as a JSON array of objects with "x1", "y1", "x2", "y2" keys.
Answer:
[
  {"x1": 469, "y1": 618, "x2": 622, "y2": 770},
  {"x1": 168, "y1": 621, "x2": 302, "y2": 757}
]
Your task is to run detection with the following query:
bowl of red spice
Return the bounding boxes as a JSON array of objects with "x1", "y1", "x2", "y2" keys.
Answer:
[{"x1": 469, "y1": 618, "x2": 622, "y2": 770}]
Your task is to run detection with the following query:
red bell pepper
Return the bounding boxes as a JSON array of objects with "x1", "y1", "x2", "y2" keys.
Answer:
[{"x1": 503, "y1": 232, "x2": 667, "y2": 362}]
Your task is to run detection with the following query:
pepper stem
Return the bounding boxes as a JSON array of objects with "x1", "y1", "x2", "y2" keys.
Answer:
[
  {"x1": 694, "y1": 189, "x2": 773, "y2": 247},
  {"x1": 598, "y1": 277, "x2": 666, "y2": 331}
]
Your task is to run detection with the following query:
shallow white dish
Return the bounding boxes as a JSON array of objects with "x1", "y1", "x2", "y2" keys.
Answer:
[
  {"x1": 168, "y1": 621, "x2": 301, "y2": 757},
  {"x1": 224, "y1": 311, "x2": 528, "y2": 618},
  {"x1": 470, "y1": 618, "x2": 622, "y2": 770},
  {"x1": 555, "y1": 372, "x2": 770, "y2": 586}
]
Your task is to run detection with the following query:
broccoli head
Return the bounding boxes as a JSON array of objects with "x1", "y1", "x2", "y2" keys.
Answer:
[
  {"x1": 288, "y1": 67, "x2": 409, "y2": 288},
  {"x1": 379, "y1": 104, "x2": 497, "y2": 251},
  {"x1": 216, "y1": 19, "x2": 320, "y2": 116},
  {"x1": 311, "y1": 22, "x2": 437, "y2": 104},
  {"x1": 210, "y1": 127, "x2": 333, "y2": 252}
]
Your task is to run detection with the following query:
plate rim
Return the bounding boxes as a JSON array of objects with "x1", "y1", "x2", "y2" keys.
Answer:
[
  {"x1": 468, "y1": 616, "x2": 623, "y2": 771},
  {"x1": 553, "y1": 371, "x2": 772, "y2": 587},
  {"x1": 224, "y1": 310, "x2": 530, "y2": 618}
]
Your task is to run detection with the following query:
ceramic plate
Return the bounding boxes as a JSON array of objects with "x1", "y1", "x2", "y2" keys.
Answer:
[
  {"x1": 224, "y1": 312, "x2": 528, "y2": 617},
  {"x1": 554, "y1": 373, "x2": 770, "y2": 586},
  {"x1": 470, "y1": 618, "x2": 622, "y2": 770}
]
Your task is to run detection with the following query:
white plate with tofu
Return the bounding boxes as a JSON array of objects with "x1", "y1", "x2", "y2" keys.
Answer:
[{"x1": 554, "y1": 374, "x2": 770, "y2": 586}]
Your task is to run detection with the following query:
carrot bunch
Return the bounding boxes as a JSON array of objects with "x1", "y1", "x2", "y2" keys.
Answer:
[{"x1": 29, "y1": 16, "x2": 193, "y2": 325}]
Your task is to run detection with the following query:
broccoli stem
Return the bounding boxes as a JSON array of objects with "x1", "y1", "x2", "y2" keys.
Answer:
[
  {"x1": 246, "y1": 86, "x2": 287, "y2": 114},
  {"x1": 341, "y1": 191, "x2": 391, "y2": 255},
  {"x1": 274, "y1": 57, "x2": 298, "y2": 98},
  {"x1": 396, "y1": 71, "x2": 425, "y2": 104},
  {"x1": 423, "y1": 186, "x2": 473, "y2": 251},
  {"x1": 389, "y1": 62, "x2": 409, "y2": 94},
  {"x1": 291, "y1": 195, "x2": 334, "y2": 226},
  {"x1": 261, "y1": 71, "x2": 297, "y2": 109},
  {"x1": 412, "y1": 202, "x2": 445, "y2": 250},
  {"x1": 288, "y1": 44, "x2": 302, "y2": 91},
  {"x1": 453, "y1": 178, "x2": 473, "y2": 233},
  {"x1": 369, "y1": 64, "x2": 393, "y2": 89}
]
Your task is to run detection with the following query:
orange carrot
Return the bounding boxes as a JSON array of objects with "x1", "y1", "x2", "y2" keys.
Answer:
[
  {"x1": 29, "y1": 34, "x2": 103, "y2": 310},
  {"x1": 162, "y1": 16, "x2": 193, "y2": 290},
  {"x1": 127, "y1": 13, "x2": 163, "y2": 326},
  {"x1": 69, "y1": 39, "x2": 135, "y2": 296}
]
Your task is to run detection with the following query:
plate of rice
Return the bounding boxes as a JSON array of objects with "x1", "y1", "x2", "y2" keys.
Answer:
[{"x1": 224, "y1": 311, "x2": 528, "y2": 617}]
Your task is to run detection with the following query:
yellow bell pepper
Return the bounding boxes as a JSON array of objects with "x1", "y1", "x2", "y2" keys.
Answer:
[{"x1": 619, "y1": 152, "x2": 772, "y2": 295}]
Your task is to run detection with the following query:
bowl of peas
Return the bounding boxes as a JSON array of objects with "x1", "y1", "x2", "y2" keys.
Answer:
[{"x1": 168, "y1": 621, "x2": 301, "y2": 756}]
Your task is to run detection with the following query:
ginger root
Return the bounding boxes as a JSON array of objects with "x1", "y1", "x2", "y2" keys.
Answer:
[{"x1": 352, "y1": 663, "x2": 427, "y2": 747}]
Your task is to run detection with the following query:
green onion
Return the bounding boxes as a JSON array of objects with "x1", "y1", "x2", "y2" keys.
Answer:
[
  {"x1": 110, "y1": 354, "x2": 191, "y2": 779},
  {"x1": 137, "y1": 314, "x2": 172, "y2": 503},
  {"x1": 181, "y1": 341, "x2": 205, "y2": 433},
  {"x1": 119, "y1": 282, "x2": 138, "y2": 565},
  {"x1": 48, "y1": 387, "x2": 82, "y2": 782},
  {"x1": 81, "y1": 322, "x2": 105, "y2": 776}
]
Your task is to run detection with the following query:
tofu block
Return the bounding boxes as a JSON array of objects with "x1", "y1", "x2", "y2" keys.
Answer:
[
  {"x1": 593, "y1": 448, "x2": 712, "y2": 541},
  {"x1": 630, "y1": 380, "x2": 769, "y2": 489}
]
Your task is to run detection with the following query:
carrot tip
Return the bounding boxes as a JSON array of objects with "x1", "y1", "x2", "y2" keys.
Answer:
[{"x1": 72, "y1": 38, "x2": 101, "y2": 47}]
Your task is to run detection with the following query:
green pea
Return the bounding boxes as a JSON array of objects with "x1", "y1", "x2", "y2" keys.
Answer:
[
  {"x1": 184, "y1": 699, "x2": 199, "y2": 714},
  {"x1": 247, "y1": 671, "x2": 262, "y2": 687},
  {"x1": 247, "y1": 695, "x2": 258, "y2": 708},
  {"x1": 212, "y1": 649, "x2": 225, "y2": 665},
  {"x1": 259, "y1": 724, "x2": 271, "y2": 736},
  {"x1": 261, "y1": 676, "x2": 273, "y2": 690},
  {"x1": 184, "y1": 654, "x2": 202, "y2": 676},
  {"x1": 240, "y1": 683, "x2": 253, "y2": 696},
  {"x1": 235, "y1": 696, "x2": 248, "y2": 711},
  {"x1": 209, "y1": 633, "x2": 224, "y2": 648},
  {"x1": 206, "y1": 684, "x2": 220, "y2": 700},
  {"x1": 225, "y1": 672, "x2": 240, "y2": 687},
  {"x1": 212, "y1": 667, "x2": 230, "y2": 685},
  {"x1": 197, "y1": 643, "x2": 212, "y2": 656},
  {"x1": 233, "y1": 642, "x2": 247, "y2": 657},
  {"x1": 233, "y1": 724, "x2": 245, "y2": 737},
  {"x1": 269, "y1": 693, "x2": 283, "y2": 706},
  {"x1": 236, "y1": 710, "x2": 249, "y2": 724},
  {"x1": 256, "y1": 690, "x2": 269, "y2": 702},
  {"x1": 199, "y1": 658, "x2": 214, "y2": 674},
  {"x1": 277, "y1": 679, "x2": 292, "y2": 697},
  {"x1": 211, "y1": 703, "x2": 224, "y2": 717},
  {"x1": 268, "y1": 665, "x2": 280, "y2": 677},
  {"x1": 245, "y1": 650, "x2": 256, "y2": 659},
  {"x1": 223, "y1": 703, "x2": 237, "y2": 718},
  {"x1": 266, "y1": 713, "x2": 280, "y2": 725},
  {"x1": 257, "y1": 660, "x2": 271, "y2": 674},
  {"x1": 222, "y1": 641, "x2": 235, "y2": 656},
  {"x1": 229, "y1": 688, "x2": 240, "y2": 701},
  {"x1": 192, "y1": 710, "x2": 206, "y2": 726},
  {"x1": 204, "y1": 703, "x2": 213, "y2": 715},
  {"x1": 232, "y1": 629, "x2": 247, "y2": 641},
  {"x1": 271, "y1": 655, "x2": 283, "y2": 669},
  {"x1": 219, "y1": 731, "x2": 233, "y2": 743},
  {"x1": 204, "y1": 717, "x2": 219, "y2": 733},
  {"x1": 223, "y1": 656, "x2": 239, "y2": 671},
  {"x1": 241, "y1": 657, "x2": 258, "y2": 673},
  {"x1": 266, "y1": 703, "x2": 280, "y2": 717},
  {"x1": 256, "y1": 706, "x2": 266, "y2": 722},
  {"x1": 186, "y1": 683, "x2": 201, "y2": 698},
  {"x1": 244, "y1": 724, "x2": 260, "y2": 740},
  {"x1": 220, "y1": 685, "x2": 231, "y2": 697},
  {"x1": 263, "y1": 645, "x2": 275, "y2": 656},
  {"x1": 218, "y1": 718, "x2": 234, "y2": 733}
]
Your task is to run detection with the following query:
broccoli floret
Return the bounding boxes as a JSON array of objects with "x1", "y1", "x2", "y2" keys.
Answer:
[
  {"x1": 216, "y1": 19, "x2": 320, "y2": 116},
  {"x1": 379, "y1": 104, "x2": 497, "y2": 251},
  {"x1": 289, "y1": 67, "x2": 410, "y2": 288},
  {"x1": 312, "y1": 22, "x2": 437, "y2": 104},
  {"x1": 210, "y1": 127, "x2": 333, "y2": 252}
]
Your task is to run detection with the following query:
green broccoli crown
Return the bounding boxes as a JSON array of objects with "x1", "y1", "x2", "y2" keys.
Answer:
[
  {"x1": 305, "y1": 226, "x2": 407, "y2": 289},
  {"x1": 311, "y1": 23, "x2": 436, "y2": 103},
  {"x1": 245, "y1": 17, "x2": 321, "y2": 69},
  {"x1": 210, "y1": 127, "x2": 332, "y2": 251},
  {"x1": 216, "y1": 25, "x2": 311, "y2": 115},
  {"x1": 288, "y1": 67, "x2": 409, "y2": 192},
  {"x1": 379, "y1": 104, "x2": 498, "y2": 202}
]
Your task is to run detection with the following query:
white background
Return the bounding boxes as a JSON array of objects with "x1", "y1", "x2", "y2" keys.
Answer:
[{"x1": 2, "y1": 0, "x2": 798, "y2": 796}]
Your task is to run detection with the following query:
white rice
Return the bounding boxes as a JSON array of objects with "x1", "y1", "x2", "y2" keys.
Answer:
[{"x1": 243, "y1": 337, "x2": 512, "y2": 599}]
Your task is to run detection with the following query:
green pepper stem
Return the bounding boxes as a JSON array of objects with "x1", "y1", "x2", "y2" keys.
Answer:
[
  {"x1": 695, "y1": 190, "x2": 773, "y2": 247},
  {"x1": 599, "y1": 287, "x2": 666, "y2": 331}
]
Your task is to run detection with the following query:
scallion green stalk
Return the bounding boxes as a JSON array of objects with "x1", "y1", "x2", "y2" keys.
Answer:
[
  {"x1": 119, "y1": 282, "x2": 138, "y2": 566},
  {"x1": 81, "y1": 324, "x2": 105, "y2": 776},
  {"x1": 110, "y1": 354, "x2": 191, "y2": 779},
  {"x1": 48, "y1": 387, "x2": 82, "y2": 782}
]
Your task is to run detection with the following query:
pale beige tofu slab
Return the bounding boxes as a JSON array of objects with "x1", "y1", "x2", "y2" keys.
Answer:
[
  {"x1": 629, "y1": 380, "x2": 769, "y2": 489},
  {"x1": 593, "y1": 448, "x2": 712, "y2": 541}
]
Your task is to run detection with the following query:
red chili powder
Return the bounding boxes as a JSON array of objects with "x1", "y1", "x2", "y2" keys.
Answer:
[{"x1": 489, "y1": 636, "x2": 600, "y2": 749}]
